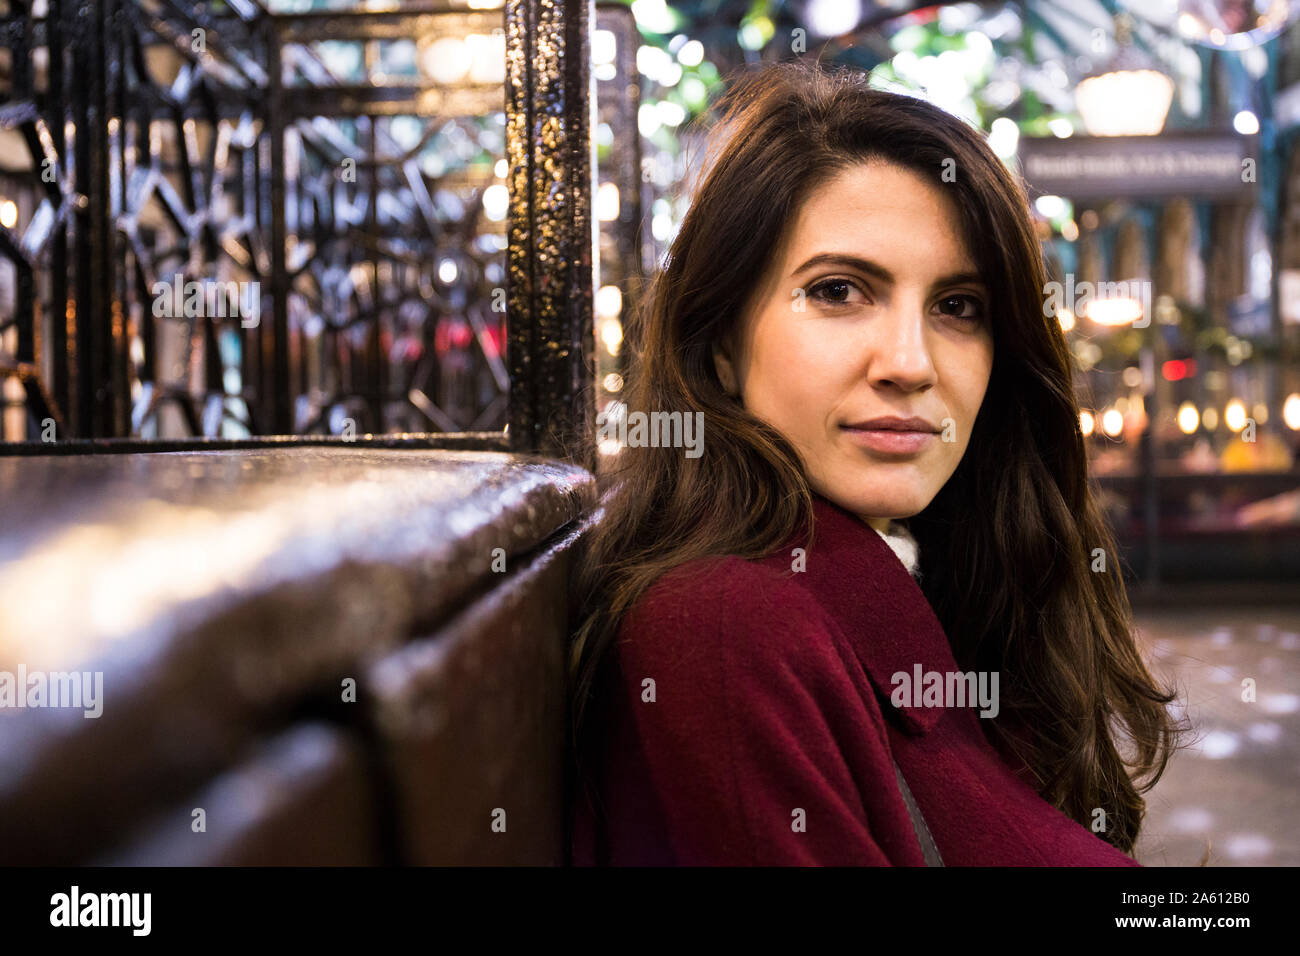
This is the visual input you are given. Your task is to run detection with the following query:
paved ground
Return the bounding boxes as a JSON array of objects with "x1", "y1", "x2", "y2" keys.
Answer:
[{"x1": 1131, "y1": 605, "x2": 1300, "y2": 867}]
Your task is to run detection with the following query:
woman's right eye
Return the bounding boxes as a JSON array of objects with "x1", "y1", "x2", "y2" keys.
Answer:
[{"x1": 807, "y1": 278, "x2": 865, "y2": 305}]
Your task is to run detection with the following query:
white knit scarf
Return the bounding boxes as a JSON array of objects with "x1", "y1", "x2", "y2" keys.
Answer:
[{"x1": 872, "y1": 520, "x2": 921, "y2": 578}]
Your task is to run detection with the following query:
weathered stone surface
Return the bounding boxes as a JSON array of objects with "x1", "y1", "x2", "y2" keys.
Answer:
[
  {"x1": 94, "y1": 723, "x2": 383, "y2": 866},
  {"x1": 0, "y1": 448, "x2": 594, "y2": 864},
  {"x1": 366, "y1": 513, "x2": 598, "y2": 865}
]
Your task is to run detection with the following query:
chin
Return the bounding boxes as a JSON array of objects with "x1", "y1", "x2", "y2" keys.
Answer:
[{"x1": 823, "y1": 484, "x2": 933, "y2": 522}]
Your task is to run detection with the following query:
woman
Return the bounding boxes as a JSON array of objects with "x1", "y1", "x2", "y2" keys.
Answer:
[{"x1": 567, "y1": 60, "x2": 1188, "y2": 866}]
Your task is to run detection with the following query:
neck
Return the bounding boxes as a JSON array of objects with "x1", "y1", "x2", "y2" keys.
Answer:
[{"x1": 863, "y1": 515, "x2": 893, "y2": 534}]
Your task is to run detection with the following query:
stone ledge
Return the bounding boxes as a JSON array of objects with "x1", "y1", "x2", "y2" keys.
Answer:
[{"x1": 0, "y1": 447, "x2": 595, "y2": 864}]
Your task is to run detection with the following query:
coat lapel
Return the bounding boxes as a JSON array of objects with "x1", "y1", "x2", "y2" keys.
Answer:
[{"x1": 776, "y1": 494, "x2": 958, "y2": 737}]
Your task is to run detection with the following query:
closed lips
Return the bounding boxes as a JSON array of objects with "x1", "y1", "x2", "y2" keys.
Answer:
[{"x1": 843, "y1": 417, "x2": 940, "y2": 432}]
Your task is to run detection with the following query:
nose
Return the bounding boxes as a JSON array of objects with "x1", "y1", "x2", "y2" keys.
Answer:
[{"x1": 866, "y1": 299, "x2": 937, "y2": 393}]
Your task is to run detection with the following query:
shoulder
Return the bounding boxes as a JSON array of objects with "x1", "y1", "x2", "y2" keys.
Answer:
[
  {"x1": 623, "y1": 553, "x2": 826, "y2": 636},
  {"x1": 616, "y1": 554, "x2": 847, "y2": 687},
  {"x1": 629, "y1": 552, "x2": 812, "y2": 613}
]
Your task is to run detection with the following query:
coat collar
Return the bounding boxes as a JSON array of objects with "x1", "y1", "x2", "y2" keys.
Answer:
[{"x1": 771, "y1": 493, "x2": 954, "y2": 736}]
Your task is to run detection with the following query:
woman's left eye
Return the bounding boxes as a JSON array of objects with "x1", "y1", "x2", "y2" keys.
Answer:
[{"x1": 935, "y1": 294, "x2": 984, "y2": 322}]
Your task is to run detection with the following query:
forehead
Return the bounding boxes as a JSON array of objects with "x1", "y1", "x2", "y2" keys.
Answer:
[{"x1": 780, "y1": 160, "x2": 976, "y2": 273}]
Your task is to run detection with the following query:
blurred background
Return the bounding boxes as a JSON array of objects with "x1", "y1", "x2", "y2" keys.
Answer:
[
  {"x1": 0, "y1": 0, "x2": 1296, "y2": 865},
  {"x1": 5, "y1": 0, "x2": 1300, "y2": 581}
]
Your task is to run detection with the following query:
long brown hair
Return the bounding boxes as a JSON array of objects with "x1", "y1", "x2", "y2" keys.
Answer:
[{"x1": 567, "y1": 59, "x2": 1189, "y2": 856}]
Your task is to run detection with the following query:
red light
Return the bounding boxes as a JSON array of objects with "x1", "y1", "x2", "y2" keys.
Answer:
[{"x1": 1162, "y1": 359, "x2": 1187, "y2": 381}]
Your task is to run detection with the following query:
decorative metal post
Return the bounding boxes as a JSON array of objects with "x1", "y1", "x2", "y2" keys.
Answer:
[{"x1": 505, "y1": 0, "x2": 595, "y2": 468}]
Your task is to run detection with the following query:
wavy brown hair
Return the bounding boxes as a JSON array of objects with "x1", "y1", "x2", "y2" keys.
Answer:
[{"x1": 567, "y1": 59, "x2": 1189, "y2": 857}]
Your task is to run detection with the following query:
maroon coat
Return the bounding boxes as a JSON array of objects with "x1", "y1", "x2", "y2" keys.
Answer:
[{"x1": 571, "y1": 493, "x2": 1141, "y2": 866}]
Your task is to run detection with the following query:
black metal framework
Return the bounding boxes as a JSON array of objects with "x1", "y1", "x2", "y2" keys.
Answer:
[{"x1": 0, "y1": 0, "x2": 601, "y2": 464}]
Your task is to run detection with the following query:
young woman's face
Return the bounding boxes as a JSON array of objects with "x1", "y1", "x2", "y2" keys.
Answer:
[{"x1": 713, "y1": 160, "x2": 995, "y2": 528}]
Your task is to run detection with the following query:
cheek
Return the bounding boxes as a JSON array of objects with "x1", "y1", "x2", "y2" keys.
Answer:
[
  {"x1": 948, "y1": 339, "x2": 994, "y2": 419},
  {"x1": 745, "y1": 315, "x2": 839, "y2": 410}
]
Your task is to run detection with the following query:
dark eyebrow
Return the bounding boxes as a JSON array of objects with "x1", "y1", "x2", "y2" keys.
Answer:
[{"x1": 791, "y1": 253, "x2": 984, "y2": 290}]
